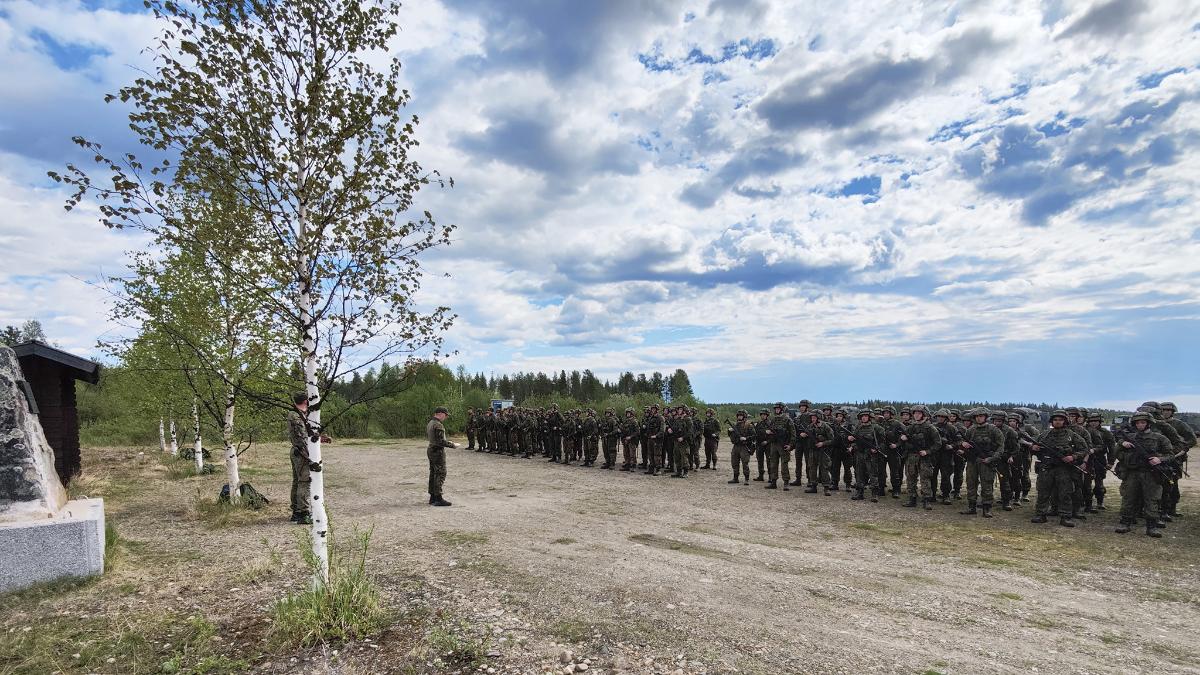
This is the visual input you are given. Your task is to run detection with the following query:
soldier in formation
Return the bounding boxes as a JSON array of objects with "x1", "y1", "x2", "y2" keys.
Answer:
[{"x1": 448, "y1": 400, "x2": 1192, "y2": 536}]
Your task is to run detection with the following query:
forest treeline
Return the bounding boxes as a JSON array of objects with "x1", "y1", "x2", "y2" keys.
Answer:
[{"x1": 77, "y1": 360, "x2": 1164, "y2": 446}]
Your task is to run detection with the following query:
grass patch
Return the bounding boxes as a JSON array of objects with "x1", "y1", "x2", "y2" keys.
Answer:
[
  {"x1": 192, "y1": 490, "x2": 272, "y2": 529},
  {"x1": 434, "y1": 530, "x2": 490, "y2": 547},
  {"x1": 0, "y1": 613, "x2": 246, "y2": 674},
  {"x1": 269, "y1": 528, "x2": 390, "y2": 648},
  {"x1": 628, "y1": 533, "x2": 732, "y2": 560},
  {"x1": 162, "y1": 457, "x2": 198, "y2": 480},
  {"x1": 964, "y1": 555, "x2": 1021, "y2": 568},
  {"x1": 1100, "y1": 632, "x2": 1125, "y2": 644},
  {"x1": 995, "y1": 592, "x2": 1023, "y2": 601},
  {"x1": 1025, "y1": 616, "x2": 1060, "y2": 629},
  {"x1": 549, "y1": 618, "x2": 591, "y2": 643},
  {"x1": 236, "y1": 539, "x2": 284, "y2": 585},
  {"x1": 550, "y1": 537, "x2": 577, "y2": 545},
  {"x1": 422, "y1": 617, "x2": 489, "y2": 671}
]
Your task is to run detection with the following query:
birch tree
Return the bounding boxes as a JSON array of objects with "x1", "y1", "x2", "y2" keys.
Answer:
[{"x1": 52, "y1": 0, "x2": 454, "y2": 582}]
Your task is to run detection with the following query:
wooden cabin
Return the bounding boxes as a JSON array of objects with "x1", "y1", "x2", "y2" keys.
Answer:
[{"x1": 11, "y1": 341, "x2": 100, "y2": 484}]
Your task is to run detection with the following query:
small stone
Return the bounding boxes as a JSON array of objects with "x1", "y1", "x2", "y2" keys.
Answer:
[
  {"x1": 107, "y1": 657, "x2": 116, "y2": 664},
  {"x1": 487, "y1": 668, "x2": 496, "y2": 674},
  {"x1": 577, "y1": 664, "x2": 589, "y2": 671},
  {"x1": 560, "y1": 650, "x2": 574, "y2": 664}
]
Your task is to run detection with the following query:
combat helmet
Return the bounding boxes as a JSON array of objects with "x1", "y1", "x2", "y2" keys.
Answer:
[
  {"x1": 1130, "y1": 411, "x2": 1152, "y2": 425},
  {"x1": 933, "y1": 408, "x2": 951, "y2": 419},
  {"x1": 911, "y1": 404, "x2": 930, "y2": 416},
  {"x1": 759, "y1": 408, "x2": 770, "y2": 415},
  {"x1": 1049, "y1": 409, "x2": 1068, "y2": 421},
  {"x1": 736, "y1": 409, "x2": 748, "y2": 418},
  {"x1": 1161, "y1": 401, "x2": 1178, "y2": 412},
  {"x1": 1086, "y1": 412, "x2": 1102, "y2": 422},
  {"x1": 883, "y1": 406, "x2": 896, "y2": 415}
]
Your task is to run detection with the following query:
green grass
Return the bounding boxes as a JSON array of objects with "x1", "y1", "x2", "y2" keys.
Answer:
[
  {"x1": 549, "y1": 618, "x2": 592, "y2": 643},
  {"x1": 550, "y1": 537, "x2": 577, "y2": 545},
  {"x1": 191, "y1": 491, "x2": 273, "y2": 529},
  {"x1": 434, "y1": 530, "x2": 490, "y2": 546},
  {"x1": 1100, "y1": 633, "x2": 1125, "y2": 644},
  {"x1": 849, "y1": 522, "x2": 902, "y2": 536},
  {"x1": 994, "y1": 592, "x2": 1023, "y2": 601},
  {"x1": 269, "y1": 528, "x2": 390, "y2": 648},
  {"x1": 422, "y1": 618, "x2": 489, "y2": 671},
  {"x1": 1025, "y1": 616, "x2": 1060, "y2": 629},
  {"x1": 0, "y1": 613, "x2": 247, "y2": 675},
  {"x1": 235, "y1": 540, "x2": 284, "y2": 585}
]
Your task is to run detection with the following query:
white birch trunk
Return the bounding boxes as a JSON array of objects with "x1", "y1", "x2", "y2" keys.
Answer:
[
  {"x1": 297, "y1": 183, "x2": 329, "y2": 584},
  {"x1": 169, "y1": 418, "x2": 179, "y2": 456},
  {"x1": 158, "y1": 417, "x2": 167, "y2": 453},
  {"x1": 222, "y1": 381, "x2": 240, "y2": 505},
  {"x1": 192, "y1": 398, "x2": 203, "y2": 474}
]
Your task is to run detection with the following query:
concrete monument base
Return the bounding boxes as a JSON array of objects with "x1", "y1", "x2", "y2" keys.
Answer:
[{"x1": 0, "y1": 497, "x2": 105, "y2": 593}]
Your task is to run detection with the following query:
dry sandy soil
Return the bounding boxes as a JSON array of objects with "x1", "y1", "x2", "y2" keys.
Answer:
[{"x1": 3, "y1": 439, "x2": 1199, "y2": 675}]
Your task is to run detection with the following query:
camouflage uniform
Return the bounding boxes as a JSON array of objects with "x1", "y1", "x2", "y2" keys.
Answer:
[
  {"x1": 643, "y1": 407, "x2": 665, "y2": 475},
  {"x1": 1114, "y1": 412, "x2": 1173, "y2": 536},
  {"x1": 902, "y1": 406, "x2": 942, "y2": 509},
  {"x1": 620, "y1": 409, "x2": 640, "y2": 470},
  {"x1": 669, "y1": 407, "x2": 692, "y2": 477},
  {"x1": 753, "y1": 410, "x2": 771, "y2": 482},
  {"x1": 288, "y1": 409, "x2": 310, "y2": 520},
  {"x1": 1031, "y1": 411, "x2": 1088, "y2": 526},
  {"x1": 1085, "y1": 414, "x2": 1115, "y2": 511},
  {"x1": 582, "y1": 411, "x2": 600, "y2": 466},
  {"x1": 426, "y1": 412, "x2": 456, "y2": 502},
  {"x1": 879, "y1": 408, "x2": 906, "y2": 497},
  {"x1": 960, "y1": 409, "x2": 1006, "y2": 517},
  {"x1": 1154, "y1": 402, "x2": 1192, "y2": 518},
  {"x1": 727, "y1": 412, "x2": 754, "y2": 484},
  {"x1": 805, "y1": 412, "x2": 834, "y2": 494},
  {"x1": 702, "y1": 410, "x2": 721, "y2": 470},
  {"x1": 829, "y1": 411, "x2": 854, "y2": 491},
  {"x1": 791, "y1": 401, "x2": 812, "y2": 486},
  {"x1": 992, "y1": 412, "x2": 1020, "y2": 510},
  {"x1": 849, "y1": 413, "x2": 886, "y2": 501},
  {"x1": 933, "y1": 410, "x2": 961, "y2": 503},
  {"x1": 601, "y1": 409, "x2": 620, "y2": 469},
  {"x1": 766, "y1": 404, "x2": 795, "y2": 489}
]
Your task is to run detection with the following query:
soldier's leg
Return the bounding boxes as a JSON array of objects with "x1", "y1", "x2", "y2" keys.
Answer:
[
  {"x1": 803, "y1": 448, "x2": 817, "y2": 487},
  {"x1": 1034, "y1": 468, "x2": 1055, "y2": 517},
  {"x1": 872, "y1": 455, "x2": 887, "y2": 498},
  {"x1": 779, "y1": 445, "x2": 791, "y2": 488},
  {"x1": 996, "y1": 464, "x2": 1011, "y2": 506},
  {"x1": 1070, "y1": 471, "x2": 1085, "y2": 518},
  {"x1": 853, "y1": 454, "x2": 869, "y2": 495},
  {"x1": 791, "y1": 445, "x2": 803, "y2": 486},
  {"x1": 888, "y1": 451, "x2": 903, "y2": 495},
  {"x1": 291, "y1": 453, "x2": 310, "y2": 516},
  {"x1": 919, "y1": 459, "x2": 935, "y2": 503},
  {"x1": 1082, "y1": 467, "x2": 1096, "y2": 511},
  {"x1": 1142, "y1": 473, "x2": 1163, "y2": 525},
  {"x1": 979, "y1": 464, "x2": 995, "y2": 508},
  {"x1": 964, "y1": 462, "x2": 979, "y2": 512},
  {"x1": 1093, "y1": 465, "x2": 1107, "y2": 509},
  {"x1": 952, "y1": 455, "x2": 965, "y2": 497},
  {"x1": 766, "y1": 444, "x2": 780, "y2": 485},
  {"x1": 755, "y1": 445, "x2": 766, "y2": 480},
  {"x1": 904, "y1": 455, "x2": 919, "y2": 502},
  {"x1": 843, "y1": 453, "x2": 854, "y2": 487}
]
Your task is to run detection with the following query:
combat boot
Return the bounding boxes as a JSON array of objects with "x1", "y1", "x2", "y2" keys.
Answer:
[
  {"x1": 1159, "y1": 513, "x2": 1173, "y2": 523},
  {"x1": 804, "y1": 485, "x2": 818, "y2": 494},
  {"x1": 1030, "y1": 514, "x2": 1048, "y2": 523},
  {"x1": 923, "y1": 498, "x2": 933, "y2": 511},
  {"x1": 940, "y1": 495, "x2": 952, "y2": 506},
  {"x1": 431, "y1": 495, "x2": 452, "y2": 507},
  {"x1": 753, "y1": 474, "x2": 765, "y2": 482},
  {"x1": 981, "y1": 504, "x2": 993, "y2": 518},
  {"x1": 1058, "y1": 515, "x2": 1075, "y2": 528},
  {"x1": 1096, "y1": 494, "x2": 1106, "y2": 510},
  {"x1": 1072, "y1": 511, "x2": 1087, "y2": 521},
  {"x1": 823, "y1": 485, "x2": 831, "y2": 496},
  {"x1": 959, "y1": 502, "x2": 977, "y2": 515},
  {"x1": 788, "y1": 478, "x2": 803, "y2": 486},
  {"x1": 851, "y1": 488, "x2": 864, "y2": 501},
  {"x1": 728, "y1": 475, "x2": 740, "y2": 484},
  {"x1": 1085, "y1": 500, "x2": 1098, "y2": 514},
  {"x1": 766, "y1": 481, "x2": 777, "y2": 489},
  {"x1": 670, "y1": 470, "x2": 683, "y2": 478},
  {"x1": 903, "y1": 496, "x2": 917, "y2": 508},
  {"x1": 1145, "y1": 525, "x2": 1162, "y2": 538},
  {"x1": 869, "y1": 492, "x2": 879, "y2": 503},
  {"x1": 1001, "y1": 499, "x2": 1013, "y2": 512},
  {"x1": 1115, "y1": 520, "x2": 1132, "y2": 534}
]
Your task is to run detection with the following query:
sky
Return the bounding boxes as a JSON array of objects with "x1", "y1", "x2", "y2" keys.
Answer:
[{"x1": 1, "y1": 0, "x2": 1199, "y2": 409}]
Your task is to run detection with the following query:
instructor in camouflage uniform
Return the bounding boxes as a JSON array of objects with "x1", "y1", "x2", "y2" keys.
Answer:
[{"x1": 426, "y1": 406, "x2": 458, "y2": 506}]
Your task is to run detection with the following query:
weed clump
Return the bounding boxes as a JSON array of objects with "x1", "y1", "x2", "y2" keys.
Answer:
[{"x1": 269, "y1": 528, "x2": 389, "y2": 647}]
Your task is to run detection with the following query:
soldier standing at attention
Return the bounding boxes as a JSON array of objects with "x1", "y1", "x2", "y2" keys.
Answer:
[
  {"x1": 901, "y1": 405, "x2": 942, "y2": 511},
  {"x1": 546, "y1": 403, "x2": 564, "y2": 463},
  {"x1": 620, "y1": 407, "x2": 640, "y2": 471},
  {"x1": 1030, "y1": 410, "x2": 1088, "y2": 527},
  {"x1": 805, "y1": 409, "x2": 833, "y2": 494},
  {"x1": 644, "y1": 404, "x2": 665, "y2": 476},
  {"x1": 766, "y1": 402, "x2": 794, "y2": 490},
  {"x1": 288, "y1": 392, "x2": 312, "y2": 525},
  {"x1": 754, "y1": 409, "x2": 771, "y2": 482},
  {"x1": 791, "y1": 400, "x2": 811, "y2": 486},
  {"x1": 1084, "y1": 413, "x2": 1114, "y2": 512},
  {"x1": 465, "y1": 407, "x2": 476, "y2": 451},
  {"x1": 670, "y1": 406, "x2": 691, "y2": 478},
  {"x1": 703, "y1": 408, "x2": 721, "y2": 470},
  {"x1": 829, "y1": 409, "x2": 853, "y2": 492},
  {"x1": 992, "y1": 410, "x2": 1020, "y2": 511},
  {"x1": 426, "y1": 406, "x2": 458, "y2": 507},
  {"x1": 880, "y1": 407, "x2": 905, "y2": 499},
  {"x1": 727, "y1": 410, "x2": 754, "y2": 485},
  {"x1": 1155, "y1": 401, "x2": 1193, "y2": 519},
  {"x1": 848, "y1": 410, "x2": 884, "y2": 502},
  {"x1": 1114, "y1": 411, "x2": 1173, "y2": 537},
  {"x1": 932, "y1": 409, "x2": 960, "y2": 504},
  {"x1": 959, "y1": 408, "x2": 1006, "y2": 518}
]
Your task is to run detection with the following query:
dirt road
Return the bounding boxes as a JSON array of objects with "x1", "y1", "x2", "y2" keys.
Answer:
[{"x1": 5, "y1": 440, "x2": 1197, "y2": 675}]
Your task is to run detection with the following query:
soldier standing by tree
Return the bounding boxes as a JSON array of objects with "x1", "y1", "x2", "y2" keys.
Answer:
[{"x1": 288, "y1": 393, "x2": 312, "y2": 524}]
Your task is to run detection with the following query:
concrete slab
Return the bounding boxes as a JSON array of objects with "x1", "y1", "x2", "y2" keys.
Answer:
[{"x1": 0, "y1": 497, "x2": 105, "y2": 593}]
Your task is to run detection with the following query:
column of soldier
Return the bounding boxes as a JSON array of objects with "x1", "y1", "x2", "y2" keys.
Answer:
[{"x1": 463, "y1": 400, "x2": 1193, "y2": 538}]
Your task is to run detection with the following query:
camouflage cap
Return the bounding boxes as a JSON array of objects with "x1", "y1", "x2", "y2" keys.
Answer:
[
  {"x1": 990, "y1": 410, "x2": 1006, "y2": 419},
  {"x1": 807, "y1": 409, "x2": 821, "y2": 418},
  {"x1": 1161, "y1": 401, "x2": 1178, "y2": 412}
]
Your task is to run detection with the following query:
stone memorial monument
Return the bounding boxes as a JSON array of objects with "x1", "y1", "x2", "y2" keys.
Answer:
[{"x1": 0, "y1": 346, "x2": 105, "y2": 592}]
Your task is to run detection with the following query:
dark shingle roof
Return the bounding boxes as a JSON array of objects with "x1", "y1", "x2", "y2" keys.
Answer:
[{"x1": 10, "y1": 341, "x2": 101, "y2": 384}]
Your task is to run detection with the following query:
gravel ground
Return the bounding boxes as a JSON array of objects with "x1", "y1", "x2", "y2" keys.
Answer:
[{"x1": 7, "y1": 440, "x2": 1197, "y2": 675}]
